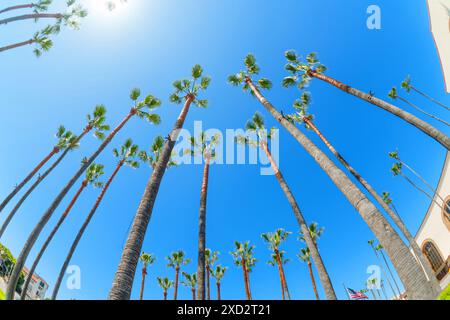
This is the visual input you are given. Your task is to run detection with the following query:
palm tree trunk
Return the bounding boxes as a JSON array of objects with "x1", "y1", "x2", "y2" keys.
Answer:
[
  {"x1": 379, "y1": 248, "x2": 403, "y2": 297},
  {"x1": 163, "y1": 291, "x2": 167, "y2": 300},
  {"x1": 5, "y1": 110, "x2": 136, "y2": 300},
  {"x1": 206, "y1": 265, "x2": 211, "y2": 300},
  {"x1": 20, "y1": 181, "x2": 87, "y2": 300},
  {"x1": 307, "y1": 70, "x2": 450, "y2": 150},
  {"x1": 174, "y1": 267, "x2": 180, "y2": 300},
  {"x1": 197, "y1": 158, "x2": 210, "y2": 301},
  {"x1": 192, "y1": 288, "x2": 196, "y2": 300},
  {"x1": 275, "y1": 259, "x2": 285, "y2": 300},
  {"x1": 108, "y1": 96, "x2": 194, "y2": 300},
  {"x1": 217, "y1": 282, "x2": 221, "y2": 300},
  {"x1": 0, "y1": 39, "x2": 34, "y2": 53},
  {"x1": 0, "y1": 4, "x2": 34, "y2": 14},
  {"x1": 370, "y1": 289, "x2": 377, "y2": 300},
  {"x1": 307, "y1": 260, "x2": 320, "y2": 300},
  {"x1": 398, "y1": 96, "x2": 449, "y2": 127},
  {"x1": 139, "y1": 268, "x2": 146, "y2": 300},
  {"x1": 0, "y1": 13, "x2": 63, "y2": 25},
  {"x1": 260, "y1": 140, "x2": 337, "y2": 300},
  {"x1": 369, "y1": 243, "x2": 399, "y2": 297},
  {"x1": 411, "y1": 86, "x2": 450, "y2": 111},
  {"x1": 0, "y1": 146, "x2": 59, "y2": 214},
  {"x1": 246, "y1": 77, "x2": 436, "y2": 300},
  {"x1": 302, "y1": 117, "x2": 441, "y2": 294},
  {"x1": 0, "y1": 129, "x2": 89, "y2": 240},
  {"x1": 274, "y1": 249, "x2": 290, "y2": 300},
  {"x1": 399, "y1": 172, "x2": 444, "y2": 211},
  {"x1": 51, "y1": 161, "x2": 124, "y2": 300},
  {"x1": 242, "y1": 259, "x2": 251, "y2": 300}
]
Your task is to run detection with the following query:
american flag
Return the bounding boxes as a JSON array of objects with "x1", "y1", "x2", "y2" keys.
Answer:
[{"x1": 347, "y1": 288, "x2": 368, "y2": 300}]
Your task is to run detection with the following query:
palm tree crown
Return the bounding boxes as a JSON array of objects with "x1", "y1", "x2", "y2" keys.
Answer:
[
  {"x1": 113, "y1": 139, "x2": 140, "y2": 169},
  {"x1": 230, "y1": 241, "x2": 257, "y2": 272},
  {"x1": 261, "y1": 228, "x2": 291, "y2": 252},
  {"x1": 181, "y1": 272, "x2": 197, "y2": 289},
  {"x1": 140, "y1": 252, "x2": 156, "y2": 268},
  {"x1": 211, "y1": 265, "x2": 227, "y2": 282},
  {"x1": 157, "y1": 277, "x2": 174, "y2": 291},
  {"x1": 170, "y1": 64, "x2": 211, "y2": 107},
  {"x1": 166, "y1": 250, "x2": 190, "y2": 269},
  {"x1": 139, "y1": 136, "x2": 177, "y2": 169}
]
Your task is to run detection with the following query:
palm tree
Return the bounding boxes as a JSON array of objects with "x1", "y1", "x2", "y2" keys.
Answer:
[
  {"x1": 0, "y1": 105, "x2": 110, "y2": 239},
  {"x1": 375, "y1": 243, "x2": 403, "y2": 298},
  {"x1": 181, "y1": 272, "x2": 197, "y2": 300},
  {"x1": 280, "y1": 50, "x2": 450, "y2": 150},
  {"x1": 298, "y1": 248, "x2": 320, "y2": 300},
  {"x1": 166, "y1": 251, "x2": 190, "y2": 300},
  {"x1": 138, "y1": 253, "x2": 156, "y2": 301},
  {"x1": 211, "y1": 265, "x2": 227, "y2": 300},
  {"x1": 5, "y1": 89, "x2": 161, "y2": 300},
  {"x1": 368, "y1": 239, "x2": 400, "y2": 298},
  {"x1": 0, "y1": 1, "x2": 88, "y2": 56},
  {"x1": 401, "y1": 76, "x2": 450, "y2": 111},
  {"x1": 50, "y1": 139, "x2": 141, "y2": 300},
  {"x1": 388, "y1": 87, "x2": 449, "y2": 127},
  {"x1": 0, "y1": 125, "x2": 74, "y2": 215},
  {"x1": 205, "y1": 249, "x2": 219, "y2": 300},
  {"x1": 109, "y1": 65, "x2": 211, "y2": 300},
  {"x1": 228, "y1": 54, "x2": 436, "y2": 300},
  {"x1": 261, "y1": 229, "x2": 291, "y2": 300},
  {"x1": 236, "y1": 112, "x2": 337, "y2": 300},
  {"x1": 157, "y1": 277, "x2": 173, "y2": 301},
  {"x1": 186, "y1": 132, "x2": 221, "y2": 300},
  {"x1": 230, "y1": 241, "x2": 256, "y2": 300},
  {"x1": 0, "y1": 2, "x2": 44, "y2": 15},
  {"x1": 20, "y1": 163, "x2": 104, "y2": 299}
]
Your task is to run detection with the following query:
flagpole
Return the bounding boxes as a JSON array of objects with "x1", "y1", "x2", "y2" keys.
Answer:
[{"x1": 342, "y1": 283, "x2": 351, "y2": 300}]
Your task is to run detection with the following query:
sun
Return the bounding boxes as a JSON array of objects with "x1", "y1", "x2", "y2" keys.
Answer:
[{"x1": 86, "y1": 0, "x2": 128, "y2": 19}]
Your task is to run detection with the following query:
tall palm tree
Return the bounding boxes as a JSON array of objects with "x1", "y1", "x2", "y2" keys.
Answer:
[
  {"x1": 228, "y1": 54, "x2": 436, "y2": 300},
  {"x1": 298, "y1": 248, "x2": 320, "y2": 300},
  {"x1": 261, "y1": 229, "x2": 291, "y2": 300},
  {"x1": 109, "y1": 65, "x2": 211, "y2": 300},
  {"x1": 211, "y1": 265, "x2": 227, "y2": 300},
  {"x1": 187, "y1": 132, "x2": 221, "y2": 300},
  {"x1": 375, "y1": 243, "x2": 403, "y2": 298},
  {"x1": 280, "y1": 50, "x2": 450, "y2": 150},
  {"x1": 205, "y1": 249, "x2": 219, "y2": 300},
  {"x1": 401, "y1": 76, "x2": 450, "y2": 111},
  {"x1": 0, "y1": 1, "x2": 48, "y2": 15},
  {"x1": 236, "y1": 112, "x2": 337, "y2": 300},
  {"x1": 0, "y1": 105, "x2": 110, "y2": 239},
  {"x1": 166, "y1": 251, "x2": 190, "y2": 301},
  {"x1": 230, "y1": 241, "x2": 256, "y2": 300},
  {"x1": 157, "y1": 277, "x2": 173, "y2": 301},
  {"x1": 0, "y1": 125, "x2": 74, "y2": 215},
  {"x1": 388, "y1": 88, "x2": 449, "y2": 127},
  {"x1": 20, "y1": 163, "x2": 104, "y2": 299},
  {"x1": 138, "y1": 253, "x2": 156, "y2": 301},
  {"x1": 5, "y1": 89, "x2": 161, "y2": 300},
  {"x1": 181, "y1": 272, "x2": 197, "y2": 300},
  {"x1": 368, "y1": 239, "x2": 400, "y2": 298},
  {"x1": 0, "y1": 1, "x2": 88, "y2": 56},
  {"x1": 51, "y1": 139, "x2": 141, "y2": 300}
]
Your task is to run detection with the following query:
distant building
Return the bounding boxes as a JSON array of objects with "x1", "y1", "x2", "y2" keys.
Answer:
[
  {"x1": 22, "y1": 267, "x2": 49, "y2": 300},
  {"x1": 427, "y1": 0, "x2": 450, "y2": 92},
  {"x1": 415, "y1": 152, "x2": 450, "y2": 289}
]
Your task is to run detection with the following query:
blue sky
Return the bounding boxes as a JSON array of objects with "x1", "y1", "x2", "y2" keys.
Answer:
[{"x1": 0, "y1": 0, "x2": 448, "y2": 300}]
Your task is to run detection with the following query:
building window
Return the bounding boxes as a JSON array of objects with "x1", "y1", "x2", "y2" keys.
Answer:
[
  {"x1": 422, "y1": 240, "x2": 449, "y2": 281},
  {"x1": 443, "y1": 197, "x2": 450, "y2": 231}
]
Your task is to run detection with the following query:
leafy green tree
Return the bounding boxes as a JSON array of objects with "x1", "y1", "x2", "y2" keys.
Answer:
[
  {"x1": 0, "y1": 125, "x2": 76, "y2": 215},
  {"x1": 228, "y1": 54, "x2": 436, "y2": 300},
  {"x1": 6, "y1": 88, "x2": 160, "y2": 300},
  {"x1": 109, "y1": 65, "x2": 211, "y2": 300},
  {"x1": 20, "y1": 163, "x2": 104, "y2": 299},
  {"x1": 157, "y1": 277, "x2": 173, "y2": 300},
  {"x1": 401, "y1": 76, "x2": 450, "y2": 111},
  {"x1": 138, "y1": 253, "x2": 156, "y2": 300},
  {"x1": 51, "y1": 139, "x2": 141, "y2": 300},
  {"x1": 262, "y1": 229, "x2": 291, "y2": 300},
  {"x1": 211, "y1": 265, "x2": 227, "y2": 300},
  {"x1": 166, "y1": 251, "x2": 190, "y2": 300},
  {"x1": 230, "y1": 241, "x2": 256, "y2": 300},
  {"x1": 388, "y1": 87, "x2": 449, "y2": 127},
  {"x1": 181, "y1": 272, "x2": 197, "y2": 300},
  {"x1": 236, "y1": 112, "x2": 336, "y2": 300},
  {"x1": 0, "y1": 105, "x2": 110, "y2": 239},
  {"x1": 281, "y1": 50, "x2": 450, "y2": 149},
  {"x1": 0, "y1": 1, "x2": 88, "y2": 56}
]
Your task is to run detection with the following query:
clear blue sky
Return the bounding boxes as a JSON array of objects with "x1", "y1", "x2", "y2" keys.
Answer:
[{"x1": 0, "y1": 0, "x2": 448, "y2": 300}]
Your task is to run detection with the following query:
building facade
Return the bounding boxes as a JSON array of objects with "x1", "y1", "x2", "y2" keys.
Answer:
[
  {"x1": 22, "y1": 267, "x2": 49, "y2": 300},
  {"x1": 415, "y1": 152, "x2": 450, "y2": 289}
]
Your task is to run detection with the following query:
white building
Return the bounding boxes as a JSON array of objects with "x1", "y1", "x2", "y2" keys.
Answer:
[
  {"x1": 427, "y1": 0, "x2": 450, "y2": 93},
  {"x1": 415, "y1": 152, "x2": 450, "y2": 289},
  {"x1": 22, "y1": 267, "x2": 49, "y2": 300}
]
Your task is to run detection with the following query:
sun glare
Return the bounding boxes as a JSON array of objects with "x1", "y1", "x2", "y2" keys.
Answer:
[{"x1": 86, "y1": 0, "x2": 131, "y2": 20}]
